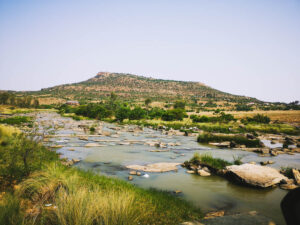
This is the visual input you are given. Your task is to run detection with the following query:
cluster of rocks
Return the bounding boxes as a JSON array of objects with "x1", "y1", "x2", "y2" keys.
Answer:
[
  {"x1": 183, "y1": 159, "x2": 300, "y2": 189},
  {"x1": 61, "y1": 158, "x2": 81, "y2": 166},
  {"x1": 127, "y1": 170, "x2": 142, "y2": 181},
  {"x1": 184, "y1": 164, "x2": 211, "y2": 177}
]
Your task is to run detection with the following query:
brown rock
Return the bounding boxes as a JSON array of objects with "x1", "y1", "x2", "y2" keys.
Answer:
[
  {"x1": 292, "y1": 169, "x2": 300, "y2": 185},
  {"x1": 204, "y1": 211, "x2": 225, "y2": 219}
]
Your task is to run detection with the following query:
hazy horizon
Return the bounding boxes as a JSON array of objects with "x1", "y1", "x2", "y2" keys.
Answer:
[{"x1": 1, "y1": 0, "x2": 300, "y2": 103}]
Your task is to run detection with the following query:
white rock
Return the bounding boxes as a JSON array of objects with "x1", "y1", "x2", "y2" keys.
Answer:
[{"x1": 226, "y1": 164, "x2": 288, "y2": 188}]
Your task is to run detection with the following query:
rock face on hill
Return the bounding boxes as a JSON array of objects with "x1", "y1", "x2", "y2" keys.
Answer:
[{"x1": 226, "y1": 164, "x2": 288, "y2": 188}]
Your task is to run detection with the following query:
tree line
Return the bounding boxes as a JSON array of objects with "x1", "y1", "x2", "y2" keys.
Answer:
[{"x1": 0, "y1": 92, "x2": 39, "y2": 108}]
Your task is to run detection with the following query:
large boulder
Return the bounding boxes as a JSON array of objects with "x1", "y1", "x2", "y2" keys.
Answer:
[{"x1": 226, "y1": 164, "x2": 288, "y2": 188}]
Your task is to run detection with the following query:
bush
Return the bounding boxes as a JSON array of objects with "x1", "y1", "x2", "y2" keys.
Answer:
[
  {"x1": 0, "y1": 116, "x2": 31, "y2": 125},
  {"x1": 129, "y1": 107, "x2": 146, "y2": 120},
  {"x1": 173, "y1": 100, "x2": 186, "y2": 109},
  {"x1": 242, "y1": 114, "x2": 270, "y2": 124},
  {"x1": 162, "y1": 109, "x2": 186, "y2": 121},
  {"x1": 149, "y1": 108, "x2": 165, "y2": 119},
  {"x1": 191, "y1": 113, "x2": 235, "y2": 123},
  {"x1": 190, "y1": 153, "x2": 232, "y2": 170},
  {"x1": 115, "y1": 107, "x2": 131, "y2": 122},
  {"x1": 0, "y1": 133, "x2": 58, "y2": 186},
  {"x1": 235, "y1": 104, "x2": 253, "y2": 111},
  {"x1": 197, "y1": 133, "x2": 262, "y2": 147}
]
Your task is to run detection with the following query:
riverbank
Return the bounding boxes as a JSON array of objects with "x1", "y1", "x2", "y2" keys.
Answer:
[
  {"x1": 0, "y1": 123, "x2": 202, "y2": 225},
  {"x1": 1, "y1": 111, "x2": 300, "y2": 224}
]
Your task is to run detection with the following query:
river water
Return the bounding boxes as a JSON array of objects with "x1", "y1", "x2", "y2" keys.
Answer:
[{"x1": 37, "y1": 112, "x2": 300, "y2": 225}]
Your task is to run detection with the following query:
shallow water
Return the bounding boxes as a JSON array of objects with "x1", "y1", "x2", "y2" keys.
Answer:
[{"x1": 37, "y1": 112, "x2": 300, "y2": 225}]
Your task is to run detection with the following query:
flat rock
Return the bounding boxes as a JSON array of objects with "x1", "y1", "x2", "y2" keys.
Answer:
[
  {"x1": 126, "y1": 162, "x2": 181, "y2": 172},
  {"x1": 280, "y1": 183, "x2": 298, "y2": 190},
  {"x1": 85, "y1": 143, "x2": 106, "y2": 147},
  {"x1": 226, "y1": 164, "x2": 288, "y2": 188}
]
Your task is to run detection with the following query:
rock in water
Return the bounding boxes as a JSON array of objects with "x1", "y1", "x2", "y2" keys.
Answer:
[
  {"x1": 197, "y1": 169, "x2": 211, "y2": 176},
  {"x1": 226, "y1": 164, "x2": 288, "y2": 188},
  {"x1": 126, "y1": 163, "x2": 180, "y2": 172},
  {"x1": 292, "y1": 169, "x2": 300, "y2": 185}
]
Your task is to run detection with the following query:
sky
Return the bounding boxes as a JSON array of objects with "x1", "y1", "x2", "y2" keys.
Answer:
[{"x1": 0, "y1": 0, "x2": 299, "y2": 103}]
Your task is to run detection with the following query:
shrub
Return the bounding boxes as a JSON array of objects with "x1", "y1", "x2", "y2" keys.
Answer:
[
  {"x1": 162, "y1": 109, "x2": 186, "y2": 121},
  {"x1": 129, "y1": 107, "x2": 146, "y2": 120},
  {"x1": 0, "y1": 116, "x2": 31, "y2": 125},
  {"x1": 115, "y1": 107, "x2": 131, "y2": 122},
  {"x1": 0, "y1": 133, "x2": 58, "y2": 186},
  {"x1": 190, "y1": 153, "x2": 232, "y2": 170},
  {"x1": 173, "y1": 100, "x2": 186, "y2": 109},
  {"x1": 191, "y1": 113, "x2": 235, "y2": 123},
  {"x1": 197, "y1": 133, "x2": 262, "y2": 147},
  {"x1": 242, "y1": 114, "x2": 270, "y2": 124},
  {"x1": 235, "y1": 104, "x2": 252, "y2": 111},
  {"x1": 148, "y1": 107, "x2": 165, "y2": 119},
  {"x1": 233, "y1": 155, "x2": 243, "y2": 165}
]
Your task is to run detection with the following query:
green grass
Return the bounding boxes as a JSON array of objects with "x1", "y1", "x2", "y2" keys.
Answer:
[
  {"x1": 0, "y1": 116, "x2": 32, "y2": 125},
  {"x1": 190, "y1": 153, "x2": 232, "y2": 170},
  {"x1": 123, "y1": 118, "x2": 300, "y2": 135},
  {"x1": 0, "y1": 193, "x2": 24, "y2": 225},
  {"x1": 197, "y1": 133, "x2": 262, "y2": 148},
  {"x1": 11, "y1": 163, "x2": 202, "y2": 225}
]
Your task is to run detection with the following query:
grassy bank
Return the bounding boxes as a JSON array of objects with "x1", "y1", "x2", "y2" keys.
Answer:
[
  {"x1": 0, "y1": 125, "x2": 202, "y2": 225},
  {"x1": 197, "y1": 133, "x2": 262, "y2": 148},
  {"x1": 1, "y1": 163, "x2": 202, "y2": 225}
]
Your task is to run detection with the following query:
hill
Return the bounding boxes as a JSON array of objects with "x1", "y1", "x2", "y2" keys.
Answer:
[{"x1": 30, "y1": 72, "x2": 258, "y2": 103}]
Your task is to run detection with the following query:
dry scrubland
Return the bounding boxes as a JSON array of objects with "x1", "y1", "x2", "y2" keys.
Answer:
[{"x1": 188, "y1": 110, "x2": 300, "y2": 125}]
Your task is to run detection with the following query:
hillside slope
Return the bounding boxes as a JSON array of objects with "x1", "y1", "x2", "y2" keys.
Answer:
[{"x1": 32, "y1": 72, "x2": 257, "y2": 102}]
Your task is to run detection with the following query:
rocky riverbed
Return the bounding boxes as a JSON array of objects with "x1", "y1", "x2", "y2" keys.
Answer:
[{"x1": 29, "y1": 112, "x2": 300, "y2": 225}]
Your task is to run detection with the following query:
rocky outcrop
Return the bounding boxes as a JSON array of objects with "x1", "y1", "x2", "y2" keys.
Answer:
[{"x1": 226, "y1": 164, "x2": 288, "y2": 188}]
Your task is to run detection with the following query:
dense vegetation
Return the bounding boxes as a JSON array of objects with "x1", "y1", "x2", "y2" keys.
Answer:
[
  {"x1": 197, "y1": 133, "x2": 262, "y2": 148},
  {"x1": 0, "y1": 92, "x2": 40, "y2": 108},
  {"x1": 190, "y1": 112, "x2": 236, "y2": 123},
  {"x1": 0, "y1": 116, "x2": 32, "y2": 125}
]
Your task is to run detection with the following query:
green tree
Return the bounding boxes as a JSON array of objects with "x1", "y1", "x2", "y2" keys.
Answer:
[
  {"x1": 0, "y1": 93, "x2": 10, "y2": 105},
  {"x1": 129, "y1": 107, "x2": 146, "y2": 120},
  {"x1": 0, "y1": 132, "x2": 58, "y2": 185},
  {"x1": 145, "y1": 98, "x2": 152, "y2": 107},
  {"x1": 33, "y1": 99, "x2": 40, "y2": 108},
  {"x1": 115, "y1": 106, "x2": 130, "y2": 122},
  {"x1": 162, "y1": 108, "x2": 186, "y2": 121},
  {"x1": 174, "y1": 100, "x2": 186, "y2": 109}
]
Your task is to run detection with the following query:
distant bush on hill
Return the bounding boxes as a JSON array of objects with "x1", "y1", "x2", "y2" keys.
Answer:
[
  {"x1": 190, "y1": 112, "x2": 236, "y2": 123},
  {"x1": 242, "y1": 114, "x2": 271, "y2": 124}
]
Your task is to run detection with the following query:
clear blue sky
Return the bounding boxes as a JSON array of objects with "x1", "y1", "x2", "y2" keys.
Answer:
[{"x1": 0, "y1": 0, "x2": 299, "y2": 102}]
